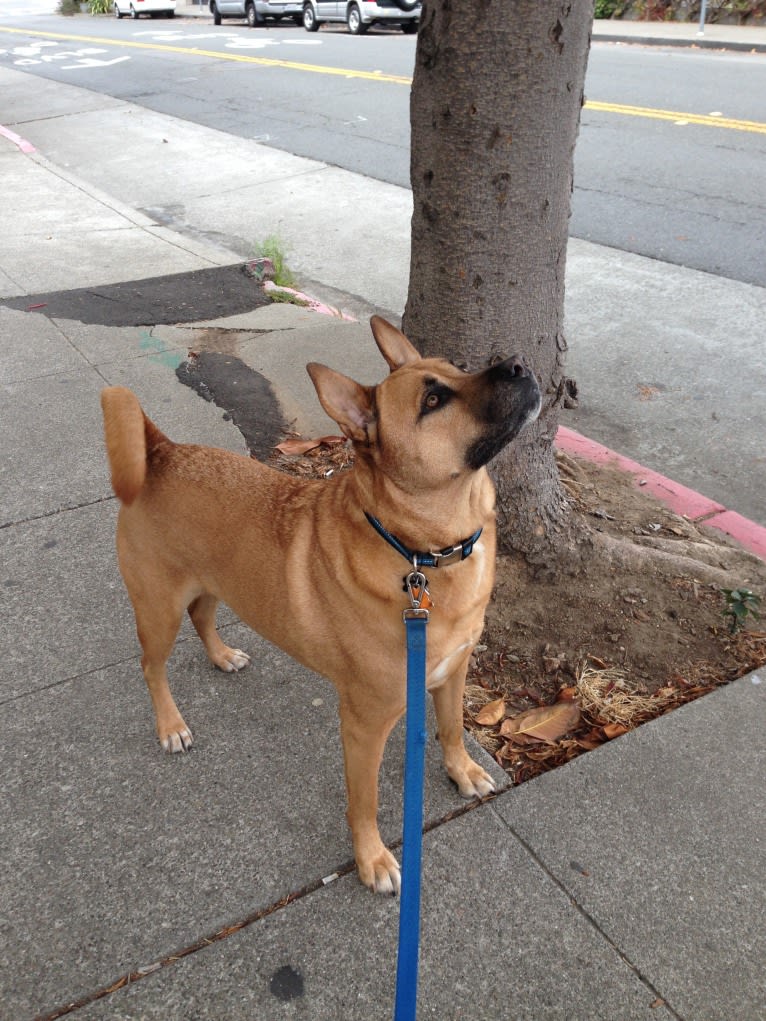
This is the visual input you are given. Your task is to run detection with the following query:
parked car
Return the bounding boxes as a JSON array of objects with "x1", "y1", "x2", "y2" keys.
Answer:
[
  {"x1": 302, "y1": 1, "x2": 420, "y2": 35},
  {"x1": 209, "y1": 0, "x2": 303, "y2": 26},
  {"x1": 114, "y1": 0, "x2": 176, "y2": 17}
]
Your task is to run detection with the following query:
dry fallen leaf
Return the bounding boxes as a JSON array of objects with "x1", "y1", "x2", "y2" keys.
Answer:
[
  {"x1": 499, "y1": 702, "x2": 581, "y2": 744},
  {"x1": 474, "y1": 697, "x2": 506, "y2": 726},
  {"x1": 275, "y1": 435, "x2": 346, "y2": 456},
  {"x1": 602, "y1": 722, "x2": 630, "y2": 739},
  {"x1": 557, "y1": 685, "x2": 578, "y2": 702}
]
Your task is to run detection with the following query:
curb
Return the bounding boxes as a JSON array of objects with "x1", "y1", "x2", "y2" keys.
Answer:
[
  {"x1": 556, "y1": 425, "x2": 766, "y2": 561},
  {"x1": 0, "y1": 124, "x2": 36, "y2": 154},
  {"x1": 593, "y1": 32, "x2": 766, "y2": 54}
]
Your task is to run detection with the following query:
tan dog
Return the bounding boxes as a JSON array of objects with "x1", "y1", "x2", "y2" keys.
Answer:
[{"x1": 101, "y1": 316, "x2": 541, "y2": 894}]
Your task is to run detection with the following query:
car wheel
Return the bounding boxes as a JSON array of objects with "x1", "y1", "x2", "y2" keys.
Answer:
[
  {"x1": 130, "y1": 5, "x2": 139, "y2": 17},
  {"x1": 401, "y1": 20, "x2": 417, "y2": 33},
  {"x1": 347, "y1": 4, "x2": 367, "y2": 34},
  {"x1": 303, "y1": 3, "x2": 319, "y2": 31},
  {"x1": 246, "y1": 3, "x2": 257, "y2": 27},
  {"x1": 114, "y1": 2, "x2": 123, "y2": 16},
  {"x1": 211, "y1": 1, "x2": 222, "y2": 23}
]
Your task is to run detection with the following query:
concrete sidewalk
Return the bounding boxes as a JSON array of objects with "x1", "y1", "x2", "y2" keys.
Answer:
[
  {"x1": 590, "y1": 15, "x2": 766, "y2": 52},
  {"x1": 1, "y1": 65, "x2": 765, "y2": 1021}
]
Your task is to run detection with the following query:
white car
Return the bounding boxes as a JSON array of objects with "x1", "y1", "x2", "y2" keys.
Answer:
[
  {"x1": 114, "y1": 0, "x2": 176, "y2": 18},
  {"x1": 302, "y1": 0, "x2": 420, "y2": 35},
  {"x1": 210, "y1": 0, "x2": 303, "y2": 27}
]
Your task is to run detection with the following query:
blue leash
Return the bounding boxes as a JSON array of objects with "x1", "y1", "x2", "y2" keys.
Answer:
[
  {"x1": 394, "y1": 573, "x2": 430, "y2": 1021},
  {"x1": 363, "y1": 514, "x2": 483, "y2": 1021}
]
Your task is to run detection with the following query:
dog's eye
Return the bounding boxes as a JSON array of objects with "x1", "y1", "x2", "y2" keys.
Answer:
[{"x1": 421, "y1": 384, "x2": 453, "y2": 417}]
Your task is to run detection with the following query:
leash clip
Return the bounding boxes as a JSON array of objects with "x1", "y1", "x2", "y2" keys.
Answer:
[{"x1": 404, "y1": 556, "x2": 432, "y2": 620}]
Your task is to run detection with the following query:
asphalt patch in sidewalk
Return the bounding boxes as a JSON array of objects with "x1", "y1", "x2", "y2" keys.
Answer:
[
  {"x1": 1, "y1": 265, "x2": 270, "y2": 327},
  {"x1": 177, "y1": 351, "x2": 286, "y2": 462}
]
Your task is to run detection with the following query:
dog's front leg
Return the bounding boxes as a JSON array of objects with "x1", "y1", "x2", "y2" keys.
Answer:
[
  {"x1": 431, "y1": 660, "x2": 496, "y2": 800},
  {"x1": 339, "y1": 700, "x2": 402, "y2": 895}
]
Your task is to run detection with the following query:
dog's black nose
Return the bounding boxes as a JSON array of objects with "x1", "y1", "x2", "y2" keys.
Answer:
[{"x1": 488, "y1": 356, "x2": 529, "y2": 382}]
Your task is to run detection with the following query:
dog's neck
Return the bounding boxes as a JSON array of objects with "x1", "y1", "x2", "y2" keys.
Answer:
[{"x1": 343, "y1": 457, "x2": 496, "y2": 554}]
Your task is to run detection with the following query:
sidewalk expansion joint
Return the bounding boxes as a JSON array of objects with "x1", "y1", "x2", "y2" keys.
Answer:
[
  {"x1": 0, "y1": 494, "x2": 116, "y2": 531},
  {"x1": 0, "y1": 654, "x2": 136, "y2": 710},
  {"x1": 2, "y1": 624, "x2": 243, "y2": 711},
  {"x1": 32, "y1": 785, "x2": 510, "y2": 1020},
  {"x1": 490, "y1": 806, "x2": 687, "y2": 1021},
  {"x1": 33, "y1": 864, "x2": 357, "y2": 1021}
]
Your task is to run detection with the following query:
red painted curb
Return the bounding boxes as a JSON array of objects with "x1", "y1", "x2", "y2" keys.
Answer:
[
  {"x1": 0, "y1": 124, "x2": 36, "y2": 154},
  {"x1": 702, "y1": 510, "x2": 766, "y2": 561},
  {"x1": 555, "y1": 425, "x2": 766, "y2": 561}
]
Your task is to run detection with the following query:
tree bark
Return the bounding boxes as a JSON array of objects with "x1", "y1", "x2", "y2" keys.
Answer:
[{"x1": 404, "y1": 0, "x2": 594, "y2": 563}]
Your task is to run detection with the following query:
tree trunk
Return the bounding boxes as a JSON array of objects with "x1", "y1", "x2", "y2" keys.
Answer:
[{"x1": 404, "y1": 0, "x2": 594, "y2": 563}]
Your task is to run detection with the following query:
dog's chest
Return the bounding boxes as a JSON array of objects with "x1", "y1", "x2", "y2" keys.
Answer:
[{"x1": 425, "y1": 540, "x2": 491, "y2": 687}]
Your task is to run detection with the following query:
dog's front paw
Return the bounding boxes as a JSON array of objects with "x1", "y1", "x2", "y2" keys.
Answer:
[
  {"x1": 357, "y1": 846, "x2": 401, "y2": 896},
  {"x1": 160, "y1": 725, "x2": 194, "y2": 754},
  {"x1": 215, "y1": 647, "x2": 251, "y2": 673},
  {"x1": 447, "y1": 755, "x2": 496, "y2": 800}
]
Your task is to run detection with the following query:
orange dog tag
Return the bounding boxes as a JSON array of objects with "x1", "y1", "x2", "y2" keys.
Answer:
[{"x1": 410, "y1": 585, "x2": 433, "y2": 610}]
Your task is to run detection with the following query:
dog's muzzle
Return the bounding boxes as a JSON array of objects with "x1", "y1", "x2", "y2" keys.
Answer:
[{"x1": 464, "y1": 357, "x2": 542, "y2": 470}]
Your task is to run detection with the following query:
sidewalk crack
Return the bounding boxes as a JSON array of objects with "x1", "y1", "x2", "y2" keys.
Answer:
[
  {"x1": 32, "y1": 785, "x2": 509, "y2": 1019},
  {"x1": 490, "y1": 806, "x2": 687, "y2": 1021},
  {"x1": 33, "y1": 864, "x2": 357, "y2": 1021},
  {"x1": 0, "y1": 494, "x2": 116, "y2": 531}
]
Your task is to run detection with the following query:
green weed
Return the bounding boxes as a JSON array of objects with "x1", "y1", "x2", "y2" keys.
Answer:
[
  {"x1": 251, "y1": 236, "x2": 296, "y2": 288},
  {"x1": 721, "y1": 588, "x2": 761, "y2": 634}
]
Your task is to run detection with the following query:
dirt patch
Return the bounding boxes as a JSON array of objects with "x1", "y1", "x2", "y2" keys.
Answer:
[
  {"x1": 468, "y1": 452, "x2": 766, "y2": 781},
  {"x1": 271, "y1": 440, "x2": 766, "y2": 784}
]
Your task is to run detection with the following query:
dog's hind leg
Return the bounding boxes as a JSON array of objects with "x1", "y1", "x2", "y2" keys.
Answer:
[
  {"x1": 128, "y1": 586, "x2": 193, "y2": 754},
  {"x1": 187, "y1": 593, "x2": 251, "y2": 673}
]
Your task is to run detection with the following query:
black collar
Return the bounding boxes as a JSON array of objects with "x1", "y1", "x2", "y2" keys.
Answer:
[{"x1": 364, "y1": 512, "x2": 483, "y2": 569}]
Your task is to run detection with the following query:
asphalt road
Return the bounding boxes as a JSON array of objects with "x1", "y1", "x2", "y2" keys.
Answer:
[{"x1": 0, "y1": 12, "x2": 765, "y2": 285}]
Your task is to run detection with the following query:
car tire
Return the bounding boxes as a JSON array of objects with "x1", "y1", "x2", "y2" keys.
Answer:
[
  {"x1": 303, "y1": 3, "x2": 319, "y2": 31},
  {"x1": 401, "y1": 20, "x2": 417, "y2": 33},
  {"x1": 114, "y1": 2, "x2": 123, "y2": 16},
  {"x1": 130, "y1": 5, "x2": 138, "y2": 16},
  {"x1": 211, "y1": 1, "x2": 222, "y2": 23},
  {"x1": 246, "y1": 3, "x2": 257, "y2": 27},
  {"x1": 347, "y1": 3, "x2": 367, "y2": 34}
]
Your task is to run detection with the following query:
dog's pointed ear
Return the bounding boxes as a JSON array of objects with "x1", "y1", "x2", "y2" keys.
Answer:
[
  {"x1": 306, "y1": 363, "x2": 374, "y2": 443},
  {"x1": 370, "y1": 315, "x2": 421, "y2": 372}
]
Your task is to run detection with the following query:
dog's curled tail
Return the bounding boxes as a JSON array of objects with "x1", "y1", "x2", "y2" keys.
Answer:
[{"x1": 100, "y1": 386, "x2": 168, "y2": 505}]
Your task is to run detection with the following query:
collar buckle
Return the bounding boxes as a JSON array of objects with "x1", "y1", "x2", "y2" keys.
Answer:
[
  {"x1": 429, "y1": 545, "x2": 464, "y2": 569},
  {"x1": 364, "y1": 512, "x2": 482, "y2": 570}
]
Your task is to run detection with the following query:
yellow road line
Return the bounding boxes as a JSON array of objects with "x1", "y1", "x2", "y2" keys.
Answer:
[
  {"x1": 0, "y1": 25, "x2": 412, "y2": 83},
  {"x1": 1, "y1": 25, "x2": 765, "y2": 134},
  {"x1": 585, "y1": 99, "x2": 766, "y2": 134}
]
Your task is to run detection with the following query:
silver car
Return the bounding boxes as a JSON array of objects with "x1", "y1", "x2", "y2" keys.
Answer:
[
  {"x1": 302, "y1": 0, "x2": 420, "y2": 35},
  {"x1": 210, "y1": 0, "x2": 303, "y2": 27}
]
